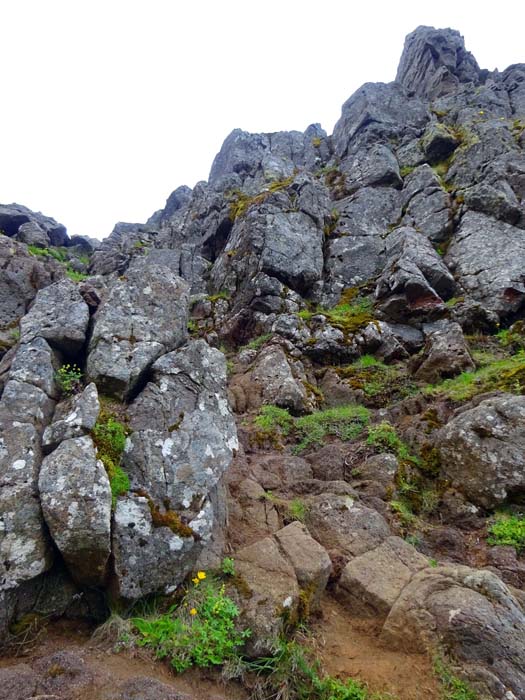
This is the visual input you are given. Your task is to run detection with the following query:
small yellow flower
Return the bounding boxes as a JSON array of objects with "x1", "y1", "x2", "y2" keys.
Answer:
[
  {"x1": 192, "y1": 577, "x2": 200, "y2": 585},
  {"x1": 197, "y1": 571, "x2": 206, "y2": 580},
  {"x1": 189, "y1": 608, "x2": 197, "y2": 616}
]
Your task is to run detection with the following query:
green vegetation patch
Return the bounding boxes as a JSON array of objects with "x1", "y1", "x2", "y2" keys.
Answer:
[
  {"x1": 240, "y1": 332, "x2": 272, "y2": 352},
  {"x1": 246, "y1": 638, "x2": 392, "y2": 700},
  {"x1": 488, "y1": 513, "x2": 525, "y2": 552},
  {"x1": 55, "y1": 363, "x2": 83, "y2": 396},
  {"x1": 424, "y1": 350, "x2": 525, "y2": 401},
  {"x1": 228, "y1": 176, "x2": 294, "y2": 221},
  {"x1": 27, "y1": 245, "x2": 89, "y2": 281},
  {"x1": 336, "y1": 355, "x2": 417, "y2": 407},
  {"x1": 433, "y1": 656, "x2": 478, "y2": 700},
  {"x1": 132, "y1": 570, "x2": 250, "y2": 673},
  {"x1": 366, "y1": 421, "x2": 419, "y2": 467},
  {"x1": 294, "y1": 404, "x2": 370, "y2": 453},
  {"x1": 252, "y1": 403, "x2": 370, "y2": 453},
  {"x1": 299, "y1": 288, "x2": 375, "y2": 336},
  {"x1": 92, "y1": 403, "x2": 130, "y2": 507}
]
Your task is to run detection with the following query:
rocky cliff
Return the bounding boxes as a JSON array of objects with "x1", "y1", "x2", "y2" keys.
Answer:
[{"x1": 1, "y1": 26, "x2": 525, "y2": 700}]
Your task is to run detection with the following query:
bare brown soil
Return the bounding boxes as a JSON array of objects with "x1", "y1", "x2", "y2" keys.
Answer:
[{"x1": 312, "y1": 596, "x2": 442, "y2": 700}]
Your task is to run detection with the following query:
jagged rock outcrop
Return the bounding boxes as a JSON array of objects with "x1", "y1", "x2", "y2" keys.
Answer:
[{"x1": 2, "y1": 25, "x2": 525, "y2": 696}]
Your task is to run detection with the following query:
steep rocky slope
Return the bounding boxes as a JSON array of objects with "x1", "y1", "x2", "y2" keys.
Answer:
[{"x1": 1, "y1": 25, "x2": 525, "y2": 700}]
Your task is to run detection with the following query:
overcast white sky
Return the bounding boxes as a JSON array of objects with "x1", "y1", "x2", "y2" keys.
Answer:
[{"x1": 1, "y1": 1, "x2": 524, "y2": 239}]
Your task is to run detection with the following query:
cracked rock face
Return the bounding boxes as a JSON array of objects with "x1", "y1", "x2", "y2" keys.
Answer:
[
  {"x1": 39, "y1": 435, "x2": 112, "y2": 585},
  {"x1": 87, "y1": 260, "x2": 190, "y2": 400}
]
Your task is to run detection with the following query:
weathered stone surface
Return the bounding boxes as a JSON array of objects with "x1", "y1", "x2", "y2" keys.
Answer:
[
  {"x1": 421, "y1": 122, "x2": 459, "y2": 163},
  {"x1": 338, "y1": 536, "x2": 427, "y2": 619},
  {"x1": 34, "y1": 650, "x2": 95, "y2": 698},
  {"x1": 324, "y1": 187, "x2": 401, "y2": 296},
  {"x1": 307, "y1": 493, "x2": 391, "y2": 563},
  {"x1": 39, "y1": 436, "x2": 111, "y2": 585},
  {"x1": 332, "y1": 82, "x2": 429, "y2": 162},
  {"x1": 382, "y1": 565, "x2": 525, "y2": 699},
  {"x1": 114, "y1": 340, "x2": 237, "y2": 599},
  {"x1": 104, "y1": 677, "x2": 192, "y2": 700},
  {"x1": 411, "y1": 320, "x2": 474, "y2": 383},
  {"x1": 8, "y1": 337, "x2": 59, "y2": 399},
  {"x1": 0, "y1": 236, "x2": 62, "y2": 349},
  {"x1": 112, "y1": 495, "x2": 207, "y2": 600},
  {"x1": 20, "y1": 278, "x2": 89, "y2": 353},
  {"x1": 0, "y1": 379, "x2": 55, "y2": 430},
  {"x1": 210, "y1": 176, "x2": 327, "y2": 300},
  {"x1": 228, "y1": 343, "x2": 313, "y2": 414},
  {"x1": 87, "y1": 260, "x2": 189, "y2": 400},
  {"x1": 274, "y1": 522, "x2": 331, "y2": 608},
  {"x1": 446, "y1": 211, "x2": 525, "y2": 319},
  {"x1": 401, "y1": 165, "x2": 452, "y2": 243},
  {"x1": 376, "y1": 226, "x2": 455, "y2": 319},
  {"x1": 439, "y1": 394, "x2": 525, "y2": 508},
  {"x1": 234, "y1": 537, "x2": 299, "y2": 656},
  {"x1": 0, "y1": 416, "x2": 51, "y2": 591},
  {"x1": 42, "y1": 382, "x2": 100, "y2": 452},
  {"x1": 0, "y1": 664, "x2": 38, "y2": 700},
  {"x1": 396, "y1": 26, "x2": 480, "y2": 99}
]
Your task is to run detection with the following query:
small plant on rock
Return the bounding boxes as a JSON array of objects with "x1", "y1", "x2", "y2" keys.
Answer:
[{"x1": 55, "y1": 363, "x2": 83, "y2": 396}]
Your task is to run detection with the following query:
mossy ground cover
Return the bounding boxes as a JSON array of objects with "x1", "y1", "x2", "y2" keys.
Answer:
[
  {"x1": 252, "y1": 403, "x2": 370, "y2": 452},
  {"x1": 92, "y1": 401, "x2": 130, "y2": 507},
  {"x1": 424, "y1": 350, "x2": 525, "y2": 401},
  {"x1": 336, "y1": 355, "x2": 418, "y2": 408},
  {"x1": 298, "y1": 289, "x2": 374, "y2": 336},
  {"x1": 27, "y1": 244, "x2": 89, "y2": 281},
  {"x1": 488, "y1": 512, "x2": 525, "y2": 552}
]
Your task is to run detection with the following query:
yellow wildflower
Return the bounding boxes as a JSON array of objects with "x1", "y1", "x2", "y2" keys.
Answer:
[
  {"x1": 189, "y1": 608, "x2": 197, "y2": 616},
  {"x1": 192, "y1": 576, "x2": 199, "y2": 585},
  {"x1": 197, "y1": 571, "x2": 206, "y2": 580}
]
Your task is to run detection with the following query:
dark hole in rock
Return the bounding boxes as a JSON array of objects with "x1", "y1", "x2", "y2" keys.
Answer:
[{"x1": 201, "y1": 218, "x2": 232, "y2": 263}]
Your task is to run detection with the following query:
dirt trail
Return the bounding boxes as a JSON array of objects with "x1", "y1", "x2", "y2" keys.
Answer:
[{"x1": 312, "y1": 596, "x2": 442, "y2": 700}]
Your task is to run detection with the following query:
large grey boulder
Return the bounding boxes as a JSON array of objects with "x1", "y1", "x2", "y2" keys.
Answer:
[
  {"x1": 396, "y1": 26, "x2": 480, "y2": 99},
  {"x1": 324, "y1": 187, "x2": 401, "y2": 296},
  {"x1": 39, "y1": 436, "x2": 112, "y2": 585},
  {"x1": 376, "y1": 226, "x2": 456, "y2": 319},
  {"x1": 42, "y1": 382, "x2": 100, "y2": 453},
  {"x1": 210, "y1": 176, "x2": 327, "y2": 299},
  {"x1": 228, "y1": 343, "x2": 313, "y2": 414},
  {"x1": 8, "y1": 337, "x2": 60, "y2": 399},
  {"x1": 382, "y1": 565, "x2": 525, "y2": 699},
  {"x1": 411, "y1": 320, "x2": 474, "y2": 383},
  {"x1": 401, "y1": 164, "x2": 452, "y2": 243},
  {"x1": 113, "y1": 339, "x2": 237, "y2": 599},
  {"x1": 87, "y1": 260, "x2": 189, "y2": 400},
  {"x1": 0, "y1": 202, "x2": 68, "y2": 246},
  {"x1": 20, "y1": 278, "x2": 89, "y2": 354},
  {"x1": 446, "y1": 211, "x2": 525, "y2": 320},
  {"x1": 439, "y1": 394, "x2": 525, "y2": 509},
  {"x1": 337, "y1": 536, "x2": 428, "y2": 619},
  {"x1": 111, "y1": 494, "x2": 198, "y2": 600}
]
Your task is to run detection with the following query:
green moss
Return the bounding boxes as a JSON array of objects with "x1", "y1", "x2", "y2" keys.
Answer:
[
  {"x1": 287, "y1": 499, "x2": 309, "y2": 522},
  {"x1": 240, "y1": 333, "x2": 272, "y2": 352},
  {"x1": 337, "y1": 359, "x2": 417, "y2": 408},
  {"x1": 488, "y1": 513, "x2": 525, "y2": 552},
  {"x1": 65, "y1": 268, "x2": 88, "y2": 282},
  {"x1": 299, "y1": 289, "x2": 375, "y2": 337},
  {"x1": 366, "y1": 421, "x2": 419, "y2": 466},
  {"x1": 294, "y1": 404, "x2": 370, "y2": 453},
  {"x1": 253, "y1": 405, "x2": 294, "y2": 446},
  {"x1": 207, "y1": 290, "x2": 230, "y2": 303},
  {"x1": 311, "y1": 136, "x2": 322, "y2": 147},
  {"x1": 424, "y1": 350, "x2": 525, "y2": 401},
  {"x1": 92, "y1": 404, "x2": 130, "y2": 508},
  {"x1": 399, "y1": 165, "x2": 415, "y2": 178},
  {"x1": 227, "y1": 177, "x2": 294, "y2": 221}
]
